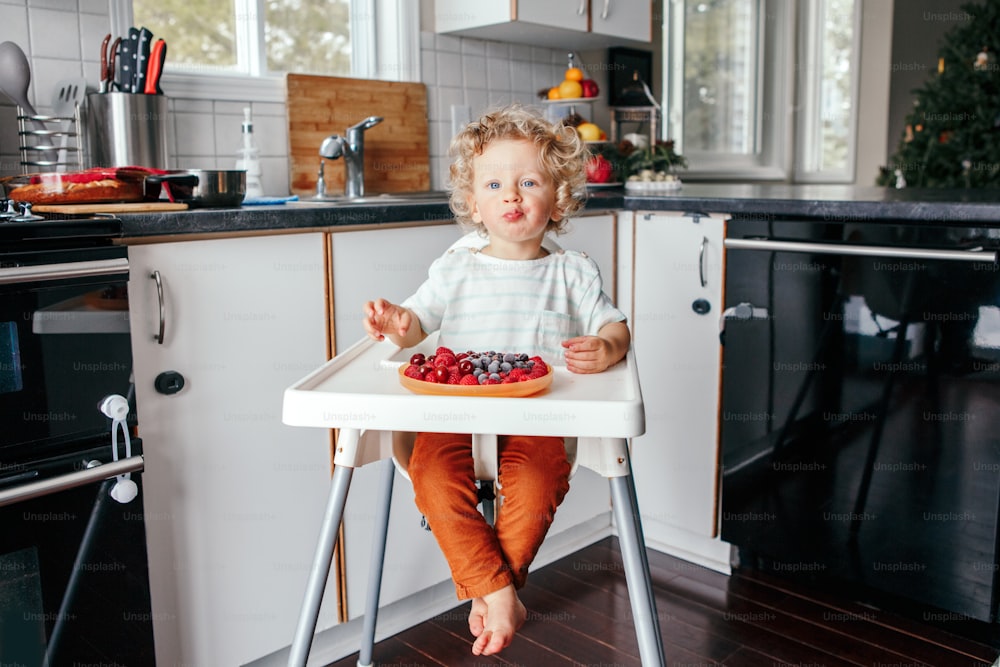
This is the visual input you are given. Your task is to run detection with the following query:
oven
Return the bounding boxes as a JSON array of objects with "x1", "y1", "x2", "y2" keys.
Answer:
[
  {"x1": 0, "y1": 213, "x2": 155, "y2": 664},
  {"x1": 719, "y1": 217, "x2": 1000, "y2": 622}
]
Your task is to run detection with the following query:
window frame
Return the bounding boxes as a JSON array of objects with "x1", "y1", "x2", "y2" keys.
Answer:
[
  {"x1": 663, "y1": 0, "x2": 794, "y2": 181},
  {"x1": 114, "y1": 0, "x2": 419, "y2": 103},
  {"x1": 663, "y1": 0, "x2": 862, "y2": 183},
  {"x1": 793, "y1": 0, "x2": 863, "y2": 183}
]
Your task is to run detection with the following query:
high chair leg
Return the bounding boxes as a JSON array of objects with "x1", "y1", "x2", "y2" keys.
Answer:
[
  {"x1": 609, "y1": 445, "x2": 666, "y2": 667},
  {"x1": 288, "y1": 461, "x2": 355, "y2": 667},
  {"x1": 358, "y1": 457, "x2": 396, "y2": 667}
]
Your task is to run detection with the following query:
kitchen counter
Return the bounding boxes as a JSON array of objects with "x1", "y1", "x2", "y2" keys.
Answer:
[{"x1": 117, "y1": 184, "x2": 1000, "y2": 240}]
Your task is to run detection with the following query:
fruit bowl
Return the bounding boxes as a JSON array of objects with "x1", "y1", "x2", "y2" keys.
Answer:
[{"x1": 398, "y1": 363, "x2": 553, "y2": 397}]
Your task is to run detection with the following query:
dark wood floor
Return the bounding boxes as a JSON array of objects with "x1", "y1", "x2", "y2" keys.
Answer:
[{"x1": 327, "y1": 536, "x2": 1000, "y2": 667}]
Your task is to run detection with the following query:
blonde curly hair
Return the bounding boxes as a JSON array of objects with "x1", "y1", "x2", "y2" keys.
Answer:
[{"x1": 448, "y1": 103, "x2": 588, "y2": 235}]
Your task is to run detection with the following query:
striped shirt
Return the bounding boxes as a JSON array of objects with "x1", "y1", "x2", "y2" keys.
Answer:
[{"x1": 402, "y1": 245, "x2": 626, "y2": 362}]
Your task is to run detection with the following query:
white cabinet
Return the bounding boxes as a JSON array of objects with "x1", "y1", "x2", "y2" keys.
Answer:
[
  {"x1": 128, "y1": 233, "x2": 334, "y2": 667},
  {"x1": 589, "y1": 0, "x2": 653, "y2": 40},
  {"x1": 328, "y1": 222, "x2": 464, "y2": 620},
  {"x1": 434, "y1": 0, "x2": 651, "y2": 48},
  {"x1": 628, "y1": 212, "x2": 732, "y2": 570}
]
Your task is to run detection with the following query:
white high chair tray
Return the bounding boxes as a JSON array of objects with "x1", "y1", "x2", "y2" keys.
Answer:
[{"x1": 282, "y1": 333, "x2": 645, "y2": 439}]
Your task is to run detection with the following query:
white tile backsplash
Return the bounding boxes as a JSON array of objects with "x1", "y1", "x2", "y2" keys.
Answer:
[{"x1": 0, "y1": 4, "x2": 568, "y2": 194}]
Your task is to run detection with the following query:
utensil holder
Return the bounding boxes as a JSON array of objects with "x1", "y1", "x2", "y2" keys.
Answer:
[
  {"x1": 17, "y1": 106, "x2": 83, "y2": 173},
  {"x1": 84, "y1": 93, "x2": 170, "y2": 170}
]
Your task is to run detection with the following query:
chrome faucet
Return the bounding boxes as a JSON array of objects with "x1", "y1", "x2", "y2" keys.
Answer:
[{"x1": 318, "y1": 115, "x2": 384, "y2": 198}]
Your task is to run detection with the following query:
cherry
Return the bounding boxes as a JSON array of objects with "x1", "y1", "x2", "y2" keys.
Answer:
[
  {"x1": 410, "y1": 353, "x2": 426, "y2": 366},
  {"x1": 458, "y1": 359, "x2": 473, "y2": 374},
  {"x1": 434, "y1": 367, "x2": 449, "y2": 382}
]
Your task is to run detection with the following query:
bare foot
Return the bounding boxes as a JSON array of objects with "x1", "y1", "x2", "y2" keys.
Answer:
[
  {"x1": 468, "y1": 597, "x2": 487, "y2": 638},
  {"x1": 471, "y1": 584, "x2": 526, "y2": 656}
]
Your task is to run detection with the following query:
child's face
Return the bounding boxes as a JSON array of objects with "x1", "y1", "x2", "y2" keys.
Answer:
[{"x1": 468, "y1": 139, "x2": 560, "y2": 257}]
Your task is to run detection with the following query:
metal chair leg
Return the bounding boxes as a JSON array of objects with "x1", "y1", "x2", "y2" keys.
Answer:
[
  {"x1": 288, "y1": 463, "x2": 355, "y2": 667},
  {"x1": 358, "y1": 458, "x2": 396, "y2": 667},
  {"x1": 609, "y1": 445, "x2": 665, "y2": 667}
]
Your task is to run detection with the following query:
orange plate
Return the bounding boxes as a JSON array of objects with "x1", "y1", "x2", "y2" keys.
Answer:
[{"x1": 397, "y1": 363, "x2": 553, "y2": 397}]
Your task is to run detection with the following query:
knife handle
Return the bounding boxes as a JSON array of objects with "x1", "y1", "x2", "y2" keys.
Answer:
[{"x1": 145, "y1": 39, "x2": 166, "y2": 95}]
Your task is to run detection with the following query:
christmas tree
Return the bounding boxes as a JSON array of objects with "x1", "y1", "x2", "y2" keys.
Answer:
[{"x1": 879, "y1": 1, "x2": 1000, "y2": 188}]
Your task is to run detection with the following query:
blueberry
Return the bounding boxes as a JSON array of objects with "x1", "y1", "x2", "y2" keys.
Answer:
[
  {"x1": 488, "y1": 360, "x2": 500, "y2": 374},
  {"x1": 503, "y1": 352, "x2": 516, "y2": 363},
  {"x1": 500, "y1": 362, "x2": 513, "y2": 373},
  {"x1": 473, "y1": 367, "x2": 483, "y2": 377},
  {"x1": 478, "y1": 374, "x2": 488, "y2": 384},
  {"x1": 489, "y1": 373, "x2": 501, "y2": 381}
]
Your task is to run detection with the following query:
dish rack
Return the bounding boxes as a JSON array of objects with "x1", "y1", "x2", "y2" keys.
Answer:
[{"x1": 17, "y1": 105, "x2": 83, "y2": 173}]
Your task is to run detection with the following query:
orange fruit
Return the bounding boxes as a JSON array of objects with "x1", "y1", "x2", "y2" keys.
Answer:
[
  {"x1": 547, "y1": 86, "x2": 561, "y2": 100},
  {"x1": 565, "y1": 67, "x2": 584, "y2": 82},
  {"x1": 558, "y1": 79, "x2": 583, "y2": 99}
]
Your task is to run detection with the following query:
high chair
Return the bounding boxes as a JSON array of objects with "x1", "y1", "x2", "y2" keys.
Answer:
[{"x1": 282, "y1": 332, "x2": 665, "y2": 666}]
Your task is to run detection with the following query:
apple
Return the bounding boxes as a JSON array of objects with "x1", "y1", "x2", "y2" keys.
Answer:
[
  {"x1": 585, "y1": 155, "x2": 613, "y2": 183},
  {"x1": 581, "y1": 79, "x2": 599, "y2": 98}
]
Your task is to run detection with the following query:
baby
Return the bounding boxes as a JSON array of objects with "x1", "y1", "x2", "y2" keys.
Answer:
[{"x1": 363, "y1": 104, "x2": 629, "y2": 655}]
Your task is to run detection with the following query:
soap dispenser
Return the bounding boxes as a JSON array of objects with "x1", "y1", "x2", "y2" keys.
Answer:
[{"x1": 236, "y1": 107, "x2": 264, "y2": 199}]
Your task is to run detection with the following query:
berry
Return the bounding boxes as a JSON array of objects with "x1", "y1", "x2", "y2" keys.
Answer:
[
  {"x1": 435, "y1": 353, "x2": 457, "y2": 367},
  {"x1": 406, "y1": 349, "x2": 549, "y2": 387}
]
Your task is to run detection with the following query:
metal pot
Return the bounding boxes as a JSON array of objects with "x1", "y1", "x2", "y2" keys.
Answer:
[{"x1": 144, "y1": 169, "x2": 246, "y2": 208}]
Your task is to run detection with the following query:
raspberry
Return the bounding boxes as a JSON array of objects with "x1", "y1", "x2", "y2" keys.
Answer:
[
  {"x1": 448, "y1": 370, "x2": 462, "y2": 384},
  {"x1": 435, "y1": 354, "x2": 457, "y2": 367},
  {"x1": 435, "y1": 346, "x2": 455, "y2": 357},
  {"x1": 423, "y1": 372, "x2": 439, "y2": 383},
  {"x1": 459, "y1": 374, "x2": 479, "y2": 385},
  {"x1": 403, "y1": 364, "x2": 423, "y2": 379},
  {"x1": 506, "y1": 368, "x2": 525, "y2": 380}
]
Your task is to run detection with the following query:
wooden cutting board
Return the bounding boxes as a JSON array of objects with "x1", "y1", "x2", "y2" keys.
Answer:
[
  {"x1": 34, "y1": 202, "x2": 189, "y2": 213},
  {"x1": 286, "y1": 74, "x2": 430, "y2": 198}
]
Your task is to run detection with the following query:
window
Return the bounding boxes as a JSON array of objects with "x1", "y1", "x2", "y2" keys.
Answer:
[
  {"x1": 663, "y1": 0, "x2": 860, "y2": 182},
  {"x1": 131, "y1": 0, "x2": 352, "y2": 77},
  {"x1": 116, "y1": 0, "x2": 418, "y2": 102},
  {"x1": 794, "y1": 0, "x2": 860, "y2": 182}
]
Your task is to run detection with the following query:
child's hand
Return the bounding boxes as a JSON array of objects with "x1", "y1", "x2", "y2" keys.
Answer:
[
  {"x1": 363, "y1": 298, "x2": 413, "y2": 343},
  {"x1": 562, "y1": 335, "x2": 617, "y2": 374},
  {"x1": 562, "y1": 322, "x2": 630, "y2": 374}
]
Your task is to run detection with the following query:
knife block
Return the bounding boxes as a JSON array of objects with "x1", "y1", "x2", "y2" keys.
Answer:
[{"x1": 83, "y1": 92, "x2": 170, "y2": 170}]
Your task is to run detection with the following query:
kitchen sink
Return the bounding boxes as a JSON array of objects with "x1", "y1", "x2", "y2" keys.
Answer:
[{"x1": 295, "y1": 190, "x2": 451, "y2": 205}]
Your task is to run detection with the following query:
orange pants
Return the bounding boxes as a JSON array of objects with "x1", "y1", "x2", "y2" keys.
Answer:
[{"x1": 408, "y1": 432, "x2": 571, "y2": 599}]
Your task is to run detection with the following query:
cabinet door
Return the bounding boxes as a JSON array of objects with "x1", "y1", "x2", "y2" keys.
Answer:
[
  {"x1": 128, "y1": 233, "x2": 334, "y2": 666},
  {"x1": 329, "y1": 223, "x2": 463, "y2": 617},
  {"x1": 630, "y1": 212, "x2": 724, "y2": 538},
  {"x1": 590, "y1": 0, "x2": 652, "y2": 41},
  {"x1": 518, "y1": 0, "x2": 588, "y2": 32}
]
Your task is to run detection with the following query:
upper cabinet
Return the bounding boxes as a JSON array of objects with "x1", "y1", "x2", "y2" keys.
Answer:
[{"x1": 434, "y1": 0, "x2": 652, "y2": 48}]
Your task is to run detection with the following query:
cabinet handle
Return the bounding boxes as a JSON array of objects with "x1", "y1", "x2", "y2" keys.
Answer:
[
  {"x1": 578, "y1": 0, "x2": 587, "y2": 16},
  {"x1": 601, "y1": 0, "x2": 611, "y2": 19},
  {"x1": 698, "y1": 236, "x2": 708, "y2": 287},
  {"x1": 151, "y1": 270, "x2": 165, "y2": 345}
]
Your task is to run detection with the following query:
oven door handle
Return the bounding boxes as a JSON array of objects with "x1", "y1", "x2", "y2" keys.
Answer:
[
  {"x1": 0, "y1": 455, "x2": 144, "y2": 508},
  {"x1": 724, "y1": 238, "x2": 999, "y2": 264},
  {"x1": 0, "y1": 257, "x2": 129, "y2": 285}
]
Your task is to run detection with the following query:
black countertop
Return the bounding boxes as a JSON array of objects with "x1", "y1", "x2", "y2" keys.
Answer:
[{"x1": 117, "y1": 184, "x2": 1000, "y2": 240}]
